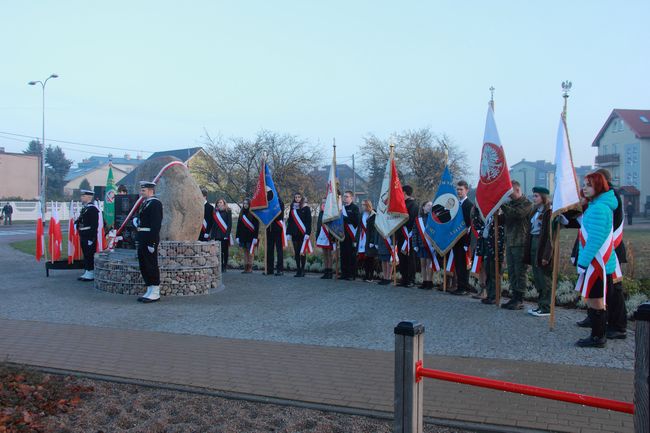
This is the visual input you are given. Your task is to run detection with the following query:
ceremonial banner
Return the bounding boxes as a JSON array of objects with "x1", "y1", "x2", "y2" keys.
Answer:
[
  {"x1": 551, "y1": 115, "x2": 581, "y2": 217},
  {"x1": 322, "y1": 147, "x2": 344, "y2": 241},
  {"x1": 67, "y1": 201, "x2": 76, "y2": 264},
  {"x1": 48, "y1": 202, "x2": 63, "y2": 262},
  {"x1": 104, "y1": 164, "x2": 116, "y2": 227},
  {"x1": 476, "y1": 105, "x2": 512, "y2": 220},
  {"x1": 251, "y1": 161, "x2": 282, "y2": 227},
  {"x1": 374, "y1": 153, "x2": 408, "y2": 238},
  {"x1": 425, "y1": 166, "x2": 466, "y2": 255},
  {"x1": 35, "y1": 203, "x2": 44, "y2": 262}
]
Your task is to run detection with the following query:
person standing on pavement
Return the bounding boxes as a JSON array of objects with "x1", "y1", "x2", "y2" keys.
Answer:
[
  {"x1": 412, "y1": 201, "x2": 434, "y2": 290},
  {"x1": 211, "y1": 198, "x2": 232, "y2": 272},
  {"x1": 356, "y1": 199, "x2": 377, "y2": 282},
  {"x1": 134, "y1": 181, "x2": 163, "y2": 303},
  {"x1": 340, "y1": 191, "x2": 360, "y2": 280},
  {"x1": 235, "y1": 198, "x2": 259, "y2": 274},
  {"x1": 198, "y1": 189, "x2": 215, "y2": 242},
  {"x1": 75, "y1": 190, "x2": 99, "y2": 281},
  {"x1": 396, "y1": 185, "x2": 419, "y2": 287},
  {"x1": 476, "y1": 212, "x2": 504, "y2": 305},
  {"x1": 449, "y1": 181, "x2": 474, "y2": 295},
  {"x1": 500, "y1": 180, "x2": 532, "y2": 310},
  {"x1": 523, "y1": 187, "x2": 554, "y2": 317},
  {"x1": 287, "y1": 192, "x2": 312, "y2": 277},
  {"x1": 266, "y1": 197, "x2": 285, "y2": 276},
  {"x1": 2, "y1": 202, "x2": 13, "y2": 225}
]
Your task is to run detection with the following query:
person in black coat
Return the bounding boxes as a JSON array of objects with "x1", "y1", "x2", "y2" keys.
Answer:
[
  {"x1": 134, "y1": 181, "x2": 163, "y2": 303},
  {"x1": 76, "y1": 189, "x2": 100, "y2": 281},
  {"x1": 198, "y1": 189, "x2": 215, "y2": 241},
  {"x1": 287, "y1": 193, "x2": 312, "y2": 277},
  {"x1": 340, "y1": 190, "x2": 360, "y2": 280},
  {"x1": 266, "y1": 198, "x2": 285, "y2": 276},
  {"x1": 449, "y1": 180, "x2": 474, "y2": 295},
  {"x1": 211, "y1": 198, "x2": 233, "y2": 272},
  {"x1": 235, "y1": 198, "x2": 259, "y2": 273},
  {"x1": 356, "y1": 199, "x2": 378, "y2": 282},
  {"x1": 396, "y1": 185, "x2": 419, "y2": 287}
]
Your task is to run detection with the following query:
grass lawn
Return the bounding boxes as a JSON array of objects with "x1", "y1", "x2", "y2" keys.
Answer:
[{"x1": 11, "y1": 234, "x2": 69, "y2": 258}]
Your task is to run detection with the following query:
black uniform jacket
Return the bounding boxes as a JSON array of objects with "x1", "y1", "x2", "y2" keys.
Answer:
[
  {"x1": 137, "y1": 197, "x2": 163, "y2": 244},
  {"x1": 235, "y1": 209, "x2": 259, "y2": 243},
  {"x1": 287, "y1": 205, "x2": 312, "y2": 238},
  {"x1": 211, "y1": 209, "x2": 232, "y2": 241},
  {"x1": 76, "y1": 203, "x2": 99, "y2": 239}
]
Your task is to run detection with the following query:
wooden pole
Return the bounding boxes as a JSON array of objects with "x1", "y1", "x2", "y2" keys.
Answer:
[
  {"x1": 264, "y1": 227, "x2": 268, "y2": 275},
  {"x1": 634, "y1": 303, "x2": 650, "y2": 433},
  {"x1": 494, "y1": 214, "x2": 501, "y2": 307},
  {"x1": 392, "y1": 234, "x2": 398, "y2": 286},
  {"x1": 549, "y1": 224, "x2": 562, "y2": 330},
  {"x1": 335, "y1": 240, "x2": 340, "y2": 280},
  {"x1": 443, "y1": 254, "x2": 447, "y2": 292}
]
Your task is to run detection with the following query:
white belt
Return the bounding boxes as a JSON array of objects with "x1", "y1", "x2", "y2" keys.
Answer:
[
  {"x1": 79, "y1": 227, "x2": 91, "y2": 231},
  {"x1": 137, "y1": 227, "x2": 151, "y2": 232}
]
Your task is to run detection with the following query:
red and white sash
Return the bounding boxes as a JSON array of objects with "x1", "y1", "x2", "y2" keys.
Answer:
[
  {"x1": 612, "y1": 218, "x2": 624, "y2": 281},
  {"x1": 242, "y1": 214, "x2": 256, "y2": 232},
  {"x1": 575, "y1": 225, "x2": 614, "y2": 303},
  {"x1": 249, "y1": 238, "x2": 258, "y2": 254},
  {"x1": 213, "y1": 210, "x2": 228, "y2": 234},
  {"x1": 384, "y1": 237, "x2": 399, "y2": 263},
  {"x1": 358, "y1": 213, "x2": 368, "y2": 255},
  {"x1": 415, "y1": 217, "x2": 440, "y2": 271},
  {"x1": 291, "y1": 208, "x2": 307, "y2": 236},
  {"x1": 277, "y1": 220, "x2": 288, "y2": 248},
  {"x1": 300, "y1": 234, "x2": 314, "y2": 255},
  {"x1": 470, "y1": 253, "x2": 482, "y2": 276},
  {"x1": 446, "y1": 250, "x2": 455, "y2": 274},
  {"x1": 342, "y1": 205, "x2": 357, "y2": 240},
  {"x1": 400, "y1": 226, "x2": 411, "y2": 254},
  {"x1": 316, "y1": 225, "x2": 333, "y2": 250}
]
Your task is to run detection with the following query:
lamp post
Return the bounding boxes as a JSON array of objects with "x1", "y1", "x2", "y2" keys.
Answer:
[{"x1": 28, "y1": 74, "x2": 59, "y2": 215}]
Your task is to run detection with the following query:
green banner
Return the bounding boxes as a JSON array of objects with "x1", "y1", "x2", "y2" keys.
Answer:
[{"x1": 104, "y1": 164, "x2": 116, "y2": 227}]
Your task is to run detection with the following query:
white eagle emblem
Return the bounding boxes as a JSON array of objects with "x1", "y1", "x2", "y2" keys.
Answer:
[{"x1": 480, "y1": 143, "x2": 504, "y2": 182}]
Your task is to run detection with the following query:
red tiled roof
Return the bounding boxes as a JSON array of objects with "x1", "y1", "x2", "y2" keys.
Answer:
[
  {"x1": 619, "y1": 185, "x2": 640, "y2": 195},
  {"x1": 591, "y1": 109, "x2": 650, "y2": 147}
]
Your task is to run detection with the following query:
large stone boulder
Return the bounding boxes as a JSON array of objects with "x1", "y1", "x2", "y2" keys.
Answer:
[{"x1": 125, "y1": 156, "x2": 203, "y2": 241}]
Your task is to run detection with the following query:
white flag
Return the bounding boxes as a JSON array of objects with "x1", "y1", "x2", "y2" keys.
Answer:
[
  {"x1": 374, "y1": 154, "x2": 408, "y2": 238},
  {"x1": 552, "y1": 115, "x2": 581, "y2": 216},
  {"x1": 322, "y1": 147, "x2": 341, "y2": 223}
]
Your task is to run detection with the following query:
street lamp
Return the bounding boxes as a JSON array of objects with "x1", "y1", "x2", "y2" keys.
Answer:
[{"x1": 28, "y1": 73, "x2": 59, "y2": 215}]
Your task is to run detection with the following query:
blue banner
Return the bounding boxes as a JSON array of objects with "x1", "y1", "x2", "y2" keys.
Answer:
[
  {"x1": 252, "y1": 164, "x2": 282, "y2": 227},
  {"x1": 425, "y1": 166, "x2": 467, "y2": 255}
]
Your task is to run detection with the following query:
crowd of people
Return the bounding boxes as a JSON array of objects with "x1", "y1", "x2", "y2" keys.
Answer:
[{"x1": 200, "y1": 167, "x2": 628, "y2": 349}]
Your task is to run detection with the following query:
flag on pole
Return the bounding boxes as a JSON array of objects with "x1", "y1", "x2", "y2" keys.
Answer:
[
  {"x1": 322, "y1": 147, "x2": 345, "y2": 241},
  {"x1": 425, "y1": 166, "x2": 467, "y2": 255},
  {"x1": 48, "y1": 201, "x2": 63, "y2": 262},
  {"x1": 96, "y1": 200, "x2": 106, "y2": 252},
  {"x1": 374, "y1": 150, "x2": 408, "y2": 238},
  {"x1": 67, "y1": 201, "x2": 76, "y2": 264},
  {"x1": 104, "y1": 163, "x2": 116, "y2": 227},
  {"x1": 476, "y1": 104, "x2": 513, "y2": 221},
  {"x1": 35, "y1": 203, "x2": 45, "y2": 262},
  {"x1": 251, "y1": 161, "x2": 282, "y2": 227},
  {"x1": 551, "y1": 115, "x2": 581, "y2": 217}
]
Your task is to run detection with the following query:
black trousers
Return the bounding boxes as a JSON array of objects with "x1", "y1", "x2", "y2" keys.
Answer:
[
  {"x1": 340, "y1": 238, "x2": 356, "y2": 278},
  {"x1": 137, "y1": 242, "x2": 160, "y2": 286},
  {"x1": 80, "y1": 236, "x2": 95, "y2": 271},
  {"x1": 266, "y1": 230, "x2": 284, "y2": 273},
  {"x1": 398, "y1": 249, "x2": 416, "y2": 284},
  {"x1": 362, "y1": 256, "x2": 375, "y2": 280},
  {"x1": 452, "y1": 241, "x2": 470, "y2": 290},
  {"x1": 292, "y1": 238, "x2": 306, "y2": 272},
  {"x1": 607, "y1": 281, "x2": 628, "y2": 332},
  {"x1": 219, "y1": 239, "x2": 229, "y2": 269}
]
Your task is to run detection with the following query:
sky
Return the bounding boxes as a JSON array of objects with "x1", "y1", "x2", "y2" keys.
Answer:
[{"x1": 1, "y1": 0, "x2": 649, "y2": 177}]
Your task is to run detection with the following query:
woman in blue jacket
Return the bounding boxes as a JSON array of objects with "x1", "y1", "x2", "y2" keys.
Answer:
[{"x1": 576, "y1": 172, "x2": 618, "y2": 348}]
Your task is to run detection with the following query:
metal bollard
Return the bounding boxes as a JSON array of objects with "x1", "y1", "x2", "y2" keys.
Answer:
[
  {"x1": 394, "y1": 321, "x2": 424, "y2": 433},
  {"x1": 634, "y1": 302, "x2": 650, "y2": 433}
]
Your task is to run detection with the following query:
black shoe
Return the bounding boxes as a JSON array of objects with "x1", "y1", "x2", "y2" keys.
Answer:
[
  {"x1": 294, "y1": 272, "x2": 302, "y2": 277},
  {"x1": 606, "y1": 330, "x2": 627, "y2": 340},
  {"x1": 576, "y1": 336, "x2": 606, "y2": 348},
  {"x1": 418, "y1": 281, "x2": 432, "y2": 290},
  {"x1": 378, "y1": 279, "x2": 391, "y2": 285},
  {"x1": 275, "y1": 271, "x2": 284, "y2": 276},
  {"x1": 502, "y1": 300, "x2": 524, "y2": 310},
  {"x1": 449, "y1": 289, "x2": 468, "y2": 296},
  {"x1": 398, "y1": 282, "x2": 413, "y2": 288},
  {"x1": 323, "y1": 272, "x2": 333, "y2": 280},
  {"x1": 481, "y1": 298, "x2": 496, "y2": 305},
  {"x1": 576, "y1": 315, "x2": 592, "y2": 328}
]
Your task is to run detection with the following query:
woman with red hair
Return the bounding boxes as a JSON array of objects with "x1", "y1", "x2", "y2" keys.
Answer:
[{"x1": 575, "y1": 172, "x2": 618, "y2": 348}]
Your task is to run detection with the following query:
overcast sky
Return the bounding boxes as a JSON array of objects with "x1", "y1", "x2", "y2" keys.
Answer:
[{"x1": 1, "y1": 0, "x2": 649, "y2": 175}]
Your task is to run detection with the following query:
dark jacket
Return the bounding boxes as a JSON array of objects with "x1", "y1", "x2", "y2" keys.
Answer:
[
  {"x1": 76, "y1": 203, "x2": 99, "y2": 240},
  {"x1": 396, "y1": 197, "x2": 419, "y2": 243},
  {"x1": 136, "y1": 197, "x2": 163, "y2": 244},
  {"x1": 199, "y1": 201, "x2": 215, "y2": 241},
  {"x1": 523, "y1": 206, "x2": 553, "y2": 268},
  {"x1": 343, "y1": 202, "x2": 360, "y2": 241},
  {"x1": 287, "y1": 204, "x2": 312, "y2": 237},
  {"x1": 267, "y1": 199, "x2": 285, "y2": 234},
  {"x1": 356, "y1": 211, "x2": 377, "y2": 257},
  {"x1": 235, "y1": 209, "x2": 259, "y2": 244},
  {"x1": 460, "y1": 197, "x2": 474, "y2": 246},
  {"x1": 500, "y1": 195, "x2": 532, "y2": 248},
  {"x1": 211, "y1": 208, "x2": 232, "y2": 241},
  {"x1": 473, "y1": 212, "x2": 504, "y2": 261},
  {"x1": 612, "y1": 187, "x2": 627, "y2": 263}
]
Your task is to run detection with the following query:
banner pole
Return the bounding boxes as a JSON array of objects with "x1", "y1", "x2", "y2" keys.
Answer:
[
  {"x1": 335, "y1": 241, "x2": 340, "y2": 280},
  {"x1": 392, "y1": 234, "x2": 398, "y2": 286},
  {"x1": 264, "y1": 227, "x2": 268, "y2": 275},
  {"x1": 549, "y1": 224, "x2": 561, "y2": 330},
  {"x1": 494, "y1": 214, "x2": 501, "y2": 307},
  {"x1": 443, "y1": 254, "x2": 447, "y2": 292}
]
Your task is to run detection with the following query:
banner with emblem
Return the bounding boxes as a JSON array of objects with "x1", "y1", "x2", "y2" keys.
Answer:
[
  {"x1": 251, "y1": 160, "x2": 282, "y2": 227},
  {"x1": 374, "y1": 149, "x2": 408, "y2": 238},
  {"x1": 425, "y1": 166, "x2": 467, "y2": 255},
  {"x1": 104, "y1": 163, "x2": 116, "y2": 227},
  {"x1": 476, "y1": 104, "x2": 512, "y2": 221},
  {"x1": 322, "y1": 145, "x2": 345, "y2": 241}
]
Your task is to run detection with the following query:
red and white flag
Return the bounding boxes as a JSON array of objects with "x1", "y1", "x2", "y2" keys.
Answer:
[
  {"x1": 48, "y1": 201, "x2": 63, "y2": 262},
  {"x1": 551, "y1": 114, "x2": 581, "y2": 217},
  {"x1": 375, "y1": 150, "x2": 408, "y2": 238},
  {"x1": 476, "y1": 104, "x2": 512, "y2": 221},
  {"x1": 300, "y1": 234, "x2": 314, "y2": 255},
  {"x1": 35, "y1": 203, "x2": 45, "y2": 262},
  {"x1": 67, "y1": 201, "x2": 76, "y2": 264},
  {"x1": 96, "y1": 201, "x2": 106, "y2": 252}
]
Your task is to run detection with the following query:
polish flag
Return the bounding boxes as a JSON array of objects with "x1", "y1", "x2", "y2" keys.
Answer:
[
  {"x1": 96, "y1": 201, "x2": 107, "y2": 252},
  {"x1": 35, "y1": 203, "x2": 45, "y2": 262},
  {"x1": 67, "y1": 201, "x2": 76, "y2": 264},
  {"x1": 49, "y1": 201, "x2": 63, "y2": 262}
]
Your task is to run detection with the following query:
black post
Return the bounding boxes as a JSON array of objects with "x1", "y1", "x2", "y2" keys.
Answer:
[
  {"x1": 394, "y1": 321, "x2": 424, "y2": 433},
  {"x1": 635, "y1": 303, "x2": 650, "y2": 433}
]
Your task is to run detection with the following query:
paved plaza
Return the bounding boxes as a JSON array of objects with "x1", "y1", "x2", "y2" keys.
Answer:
[{"x1": 0, "y1": 229, "x2": 637, "y2": 432}]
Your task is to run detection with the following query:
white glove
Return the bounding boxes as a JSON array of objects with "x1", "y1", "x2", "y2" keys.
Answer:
[
  {"x1": 577, "y1": 265, "x2": 586, "y2": 275},
  {"x1": 132, "y1": 217, "x2": 139, "y2": 227},
  {"x1": 558, "y1": 214, "x2": 569, "y2": 226},
  {"x1": 369, "y1": 243, "x2": 375, "y2": 248},
  {"x1": 203, "y1": 233, "x2": 210, "y2": 239},
  {"x1": 414, "y1": 246, "x2": 419, "y2": 252},
  {"x1": 88, "y1": 240, "x2": 93, "y2": 246},
  {"x1": 286, "y1": 234, "x2": 292, "y2": 241},
  {"x1": 236, "y1": 238, "x2": 240, "y2": 244},
  {"x1": 304, "y1": 234, "x2": 309, "y2": 240},
  {"x1": 147, "y1": 245, "x2": 155, "y2": 253}
]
